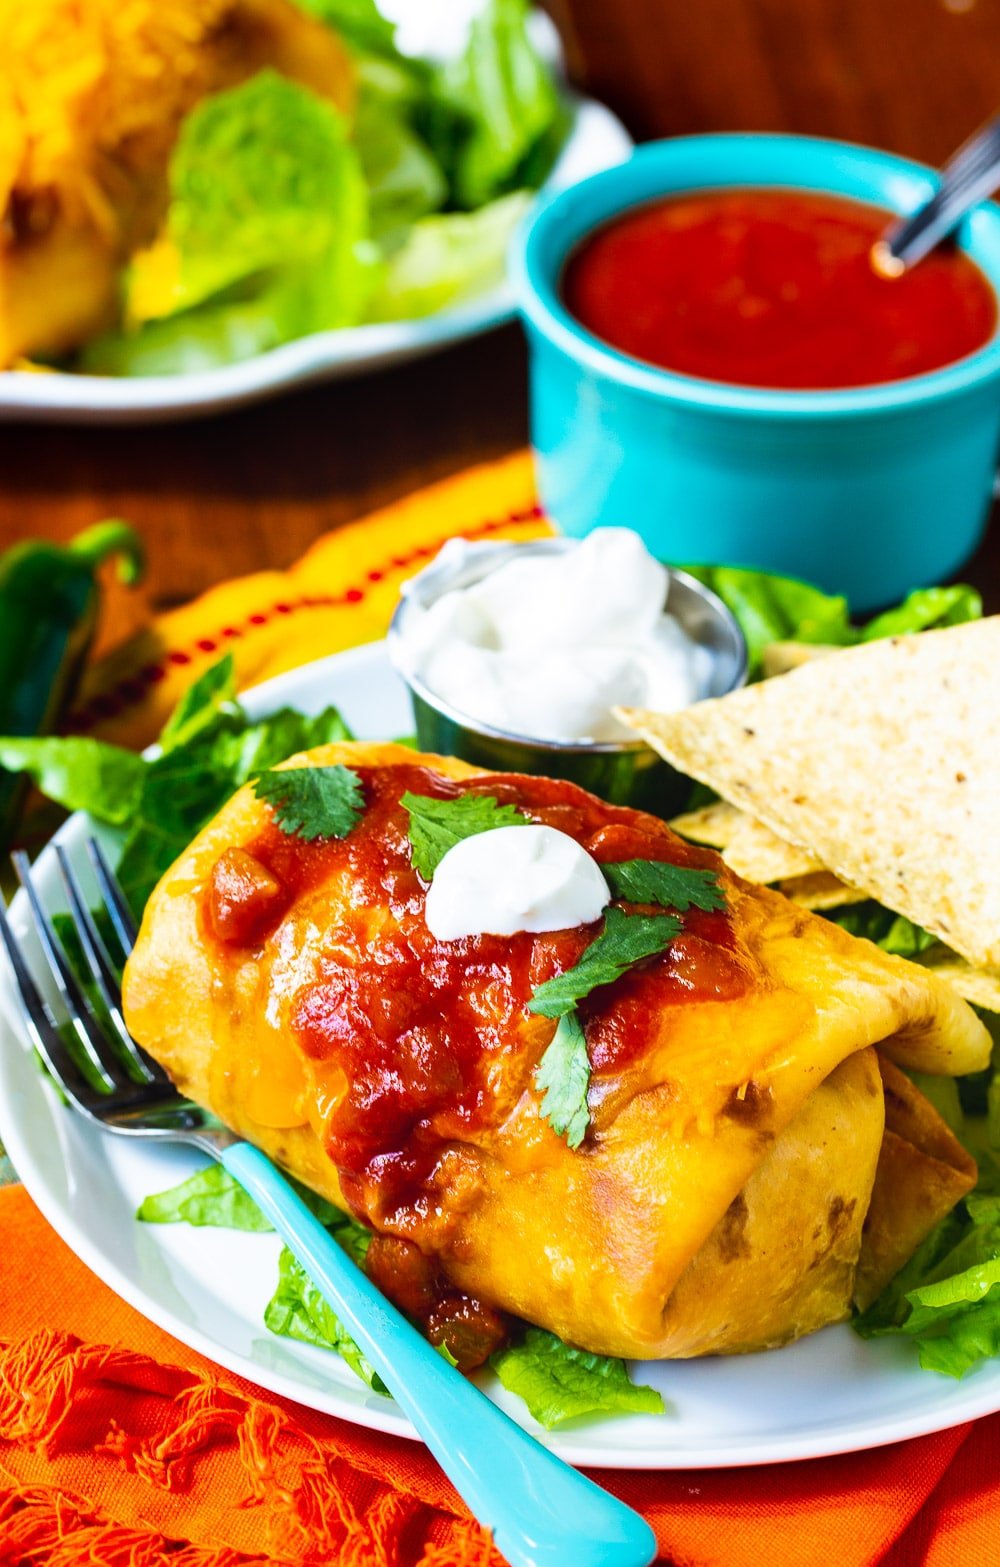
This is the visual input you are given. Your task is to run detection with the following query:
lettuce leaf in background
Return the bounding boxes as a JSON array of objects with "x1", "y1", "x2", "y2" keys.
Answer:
[
  {"x1": 296, "y1": 0, "x2": 401, "y2": 58},
  {"x1": 298, "y1": 2, "x2": 450, "y2": 240},
  {"x1": 860, "y1": 583, "x2": 983, "y2": 640},
  {"x1": 689, "y1": 566, "x2": 982, "y2": 679},
  {"x1": 688, "y1": 567, "x2": 853, "y2": 676},
  {"x1": 854, "y1": 1011, "x2": 1000, "y2": 1374},
  {"x1": 357, "y1": 94, "x2": 448, "y2": 239},
  {"x1": 854, "y1": 1197, "x2": 1000, "y2": 1378},
  {"x1": 81, "y1": 270, "x2": 329, "y2": 377},
  {"x1": 346, "y1": 0, "x2": 559, "y2": 303},
  {"x1": 134, "y1": 71, "x2": 373, "y2": 324},
  {"x1": 77, "y1": 0, "x2": 571, "y2": 373},
  {"x1": 490, "y1": 1328, "x2": 665, "y2": 1428},
  {"x1": 421, "y1": 0, "x2": 568, "y2": 211},
  {"x1": 86, "y1": 72, "x2": 377, "y2": 375},
  {"x1": 854, "y1": 1211, "x2": 970, "y2": 1338},
  {"x1": 368, "y1": 191, "x2": 530, "y2": 320}
]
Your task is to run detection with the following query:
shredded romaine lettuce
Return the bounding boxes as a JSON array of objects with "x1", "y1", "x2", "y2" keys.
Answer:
[
  {"x1": 0, "y1": 652, "x2": 354, "y2": 916},
  {"x1": 136, "y1": 71, "x2": 373, "y2": 324},
  {"x1": 854, "y1": 1194, "x2": 1000, "y2": 1378},
  {"x1": 138, "y1": 1166, "x2": 383, "y2": 1391},
  {"x1": 368, "y1": 191, "x2": 530, "y2": 319},
  {"x1": 860, "y1": 584, "x2": 983, "y2": 640},
  {"x1": 854, "y1": 1012, "x2": 1000, "y2": 1375},
  {"x1": 86, "y1": 72, "x2": 377, "y2": 373},
  {"x1": 422, "y1": 0, "x2": 568, "y2": 211},
  {"x1": 138, "y1": 1165, "x2": 663, "y2": 1422},
  {"x1": 87, "y1": 257, "x2": 379, "y2": 377},
  {"x1": 358, "y1": 95, "x2": 448, "y2": 237},
  {"x1": 77, "y1": 0, "x2": 570, "y2": 373},
  {"x1": 264, "y1": 1245, "x2": 387, "y2": 1392},
  {"x1": 689, "y1": 566, "x2": 981, "y2": 679},
  {"x1": 137, "y1": 1164, "x2": 342, "y2": 1231},
  {"x1": 490, "y1": 1328, "x2": 665, "y2": 1428}
]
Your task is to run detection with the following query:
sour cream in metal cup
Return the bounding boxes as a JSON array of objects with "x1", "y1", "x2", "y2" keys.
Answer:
[{"x1": 387, "y1": 531, "x2": 747, "y2": 816}]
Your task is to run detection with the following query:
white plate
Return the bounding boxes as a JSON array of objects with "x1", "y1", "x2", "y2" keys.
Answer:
[
  {"x1": 2, "y1": 641, "x2": 1000, "y2": 1469},
  {"x1": 0, "y1": 4, "x2": 631, "y2": 425}
]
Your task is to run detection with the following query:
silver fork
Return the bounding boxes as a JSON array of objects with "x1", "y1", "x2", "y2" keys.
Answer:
[{"x1": 0, "y1": 838, "x2": 656, "y2": 1567}]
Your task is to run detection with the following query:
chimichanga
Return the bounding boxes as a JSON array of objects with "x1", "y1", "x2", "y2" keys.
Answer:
[{"x1": 123, "y1": 743, "x2": 989, "y2": 1363}]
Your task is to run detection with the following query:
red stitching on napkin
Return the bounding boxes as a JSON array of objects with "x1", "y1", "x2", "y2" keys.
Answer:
[{"x1": 68, "y1": 506, "x2": 544, "y2": 734}]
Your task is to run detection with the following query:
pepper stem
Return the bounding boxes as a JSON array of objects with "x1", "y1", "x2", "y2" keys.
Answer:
[{"x1": 68, "y1": 519, "x2": 146, "y2": 586}]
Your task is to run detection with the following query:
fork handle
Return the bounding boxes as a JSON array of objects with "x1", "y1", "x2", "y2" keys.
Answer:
[{"x1": 220, "y1": 1142, "x2": 657, "y2": 1567}]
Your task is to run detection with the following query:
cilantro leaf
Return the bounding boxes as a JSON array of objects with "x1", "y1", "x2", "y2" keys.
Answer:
[
  {"x1": 535, "y1": 1010, "x2": 591, "y2": 1148},
  {"x1": 529, "y1": 907, "x2": 681, "y2": 1019},
  {"x1": 490, "y1": 1328, "x2": 665, "y2": 1429},
  {"x1": 604, "y1": 859, "x2": 724, "y2": 913},
  {"x1": 402, "y1": 790, "x2": 530, "y2": 880},
  {"x1": 253, "y1": 764, "x2": 364, "y2": 841}
]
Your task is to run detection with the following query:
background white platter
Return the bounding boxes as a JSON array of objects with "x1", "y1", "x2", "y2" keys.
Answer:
[
  {"x1": 0, "y1": 3, "x2": 632, "y2": 426},
  {"x1": 1, "y1": 642, "x2": 999, "y2": 1468}
]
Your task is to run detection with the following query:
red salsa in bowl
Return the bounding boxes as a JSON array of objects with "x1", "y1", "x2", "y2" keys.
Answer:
[{"x1": 561, "y1": 188, "x2": 997, "y2": 390}]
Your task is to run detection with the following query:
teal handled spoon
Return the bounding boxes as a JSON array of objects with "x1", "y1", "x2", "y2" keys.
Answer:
[
  {"x1": 222, "y1": 1142, "x2": 659, "y2": 1567},
  {"x1": 2, "y1": 839, "x2": 660, "y2": 1567}
]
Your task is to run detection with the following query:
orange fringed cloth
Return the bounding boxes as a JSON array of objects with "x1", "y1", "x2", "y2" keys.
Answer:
[
  {"x1": 3, "y1": 451, "x2": 1000, "y2": 1564},
  {"x1": 2, "y1": 1185, "x2": 1000, "y2": 1567}
]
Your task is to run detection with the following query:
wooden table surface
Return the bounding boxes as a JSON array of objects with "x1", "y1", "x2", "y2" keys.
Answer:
[{"x1": 1, "y1": 0, "x2": 998, "y2": 644}]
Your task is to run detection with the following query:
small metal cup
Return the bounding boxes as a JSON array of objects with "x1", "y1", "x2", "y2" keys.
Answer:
[{"x1": 387, "y1": 536, "x2": 747, "y2": 817}]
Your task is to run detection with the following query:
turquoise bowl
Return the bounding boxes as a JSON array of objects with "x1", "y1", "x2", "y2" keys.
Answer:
[{"x1": 511, "y1": 134, "x2": 1000, "y2": 611}]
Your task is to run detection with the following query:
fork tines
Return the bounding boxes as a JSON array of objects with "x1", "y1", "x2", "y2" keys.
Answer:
[{"x1": 0, "y1": 841, "x2": 170, "y2": 1116}]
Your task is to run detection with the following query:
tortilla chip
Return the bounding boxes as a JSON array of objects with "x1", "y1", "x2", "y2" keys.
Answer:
[
  {"x1": 621, "y1": 619, "x2": 1000, "y2": 972},
  {"x1": 671, "y1": 803, "x2": 863, "y2": 905},
  {"x1": 723, "y1": 813, "x2": 827, "y2": 881},
  {"x1": 673, "y1": 812, "x2": 999, "y2": 1003},
  {"x1": 671, "y1": 800, "x2": 847, "y2": 886},
  {"x1": 761, "y1": 641, "x2": 840, "y2": 678},
  {"x1": 918, "y1": 952, "x2": 1000, "y2": 1013},
  {"x1": 777, "y1": 873, "x2": 869, "y2": 911},
  {"x1": 668, "y1": 800, "x2": 745, "y2": 849}
]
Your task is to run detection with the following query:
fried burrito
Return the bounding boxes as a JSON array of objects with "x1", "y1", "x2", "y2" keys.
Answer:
[{"x1": 123, "y1": 743, "x2": 990, "y2": 1362}]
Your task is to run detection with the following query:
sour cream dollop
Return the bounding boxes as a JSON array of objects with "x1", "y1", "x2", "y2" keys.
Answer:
[
  {"x1": 424, "y1": 825, "x2": 610, "y2": 941},
  {"x1": 398, "y1": 528, "x2": 715, "y2": 743}
]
